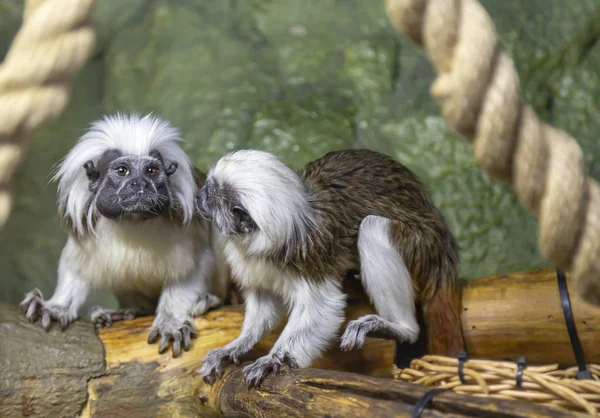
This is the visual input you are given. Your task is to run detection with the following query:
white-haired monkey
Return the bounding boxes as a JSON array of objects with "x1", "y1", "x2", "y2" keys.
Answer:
[
  {"x1": 197, "y1": 148, "x2": 464, "y2": 387},
  {"x1": 20, "y1": 113, "x2": 230, "y2": 357}
]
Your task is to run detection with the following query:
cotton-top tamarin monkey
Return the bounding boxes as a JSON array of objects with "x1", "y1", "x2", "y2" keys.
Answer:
[
  {"x1": 20, "y1": 113, "x2": 230, "y2": 357},
  {"x1": 197, "y1": 148, "x2": 464, "y2": 388}
]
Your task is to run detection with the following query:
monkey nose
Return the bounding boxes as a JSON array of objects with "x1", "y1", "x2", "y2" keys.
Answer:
[{"x1": 129, "y1": 179, "x2": 148, "y2": 193}]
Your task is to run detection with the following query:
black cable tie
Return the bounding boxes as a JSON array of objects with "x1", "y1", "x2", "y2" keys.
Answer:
[
  {"x1": 457, "y1": 351, "x2": 468, "y2": 384},
  {"x1": 556, "y1": 269, "x2": 591, "y2": 380},
  {"x1": 411, "y1": 388, "x2": 449, "y2": 418},
  {"x1": 515, "y1": 356, "x2": 527, "y2": 388}
]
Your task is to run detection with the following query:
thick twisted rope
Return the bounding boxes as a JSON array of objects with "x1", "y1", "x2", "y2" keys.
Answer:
[
  {"x1": 385, "y1": 0, "x2": 600, "y2": 306},
  {"x1": 0, "y1": 0, "x2": 96, "y2": 230}
]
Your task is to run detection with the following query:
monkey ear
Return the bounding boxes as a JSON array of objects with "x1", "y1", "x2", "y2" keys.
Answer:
[
  {"x1": 232, "y1": 206, "x2": 257, "y2": 233},
  {"x1": 83, "y1": 161, "x2": 100, "y2": 182},
  {"x1": 83, "y1": 161, "x2": 101, "y2": 192},
  {"x1": 150, "y1": 149, "x2": 177, "y2": 175},
  {"x1": 166, "y1": 162, "x2": 178, "y2": 176}
]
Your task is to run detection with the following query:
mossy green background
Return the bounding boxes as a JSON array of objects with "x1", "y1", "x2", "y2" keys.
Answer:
[{"x1": 1, "y1": 0, "x2": 600, "y2": 310}]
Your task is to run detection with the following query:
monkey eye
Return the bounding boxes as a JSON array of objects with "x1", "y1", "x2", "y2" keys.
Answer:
[
  {"x1": 232, "y1": 206, "x2": 246, "y2": 217},
  {"x1": 146, "y1": 166, "x2": 159, "y2": 177},
  {"x1": 115, "y1": 166, "x2": 129, "y2": 176}
]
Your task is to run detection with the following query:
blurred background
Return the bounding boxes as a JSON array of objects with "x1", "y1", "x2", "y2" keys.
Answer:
[{"x1": 1, "y1": 0, "x2": 599, "y2": 311}]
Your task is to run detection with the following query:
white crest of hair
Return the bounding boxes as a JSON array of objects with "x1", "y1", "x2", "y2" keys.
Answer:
[
  {"x1": 211, "y1": 149, "x2": 315, "y2": 254},
  {"x1": 53, "y1": 112, "x2": 196, "y2": 235}
]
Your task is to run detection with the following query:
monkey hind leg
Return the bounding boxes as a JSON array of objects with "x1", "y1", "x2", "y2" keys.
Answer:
[
  {"x1": 91, "y1": 290, "x2": 158, "y2": 328},
  {"x1": 90, "y1": 306, "x2": 138, "y2": 328},
  {"x1": 340, "y1": 215, "x2": 419, "y2": 352},
  {"x1": 191, "y1": 293, "x2": 221, "y2": 317}
]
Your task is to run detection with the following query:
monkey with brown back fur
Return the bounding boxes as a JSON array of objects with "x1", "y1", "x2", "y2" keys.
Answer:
[
  {"x1": 197, "y1": 148, "x2": 464, "y2": 388},
  {"x1": 20, "y1": 113, "x2": 231, "y2": 357}
]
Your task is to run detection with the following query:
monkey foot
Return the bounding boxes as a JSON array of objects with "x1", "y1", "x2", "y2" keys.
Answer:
[
  {"x1": 242, "y1": 351, "x2": 299, "y2": 389},
  {"x1": 198, "y1": 344, "x2": 249, "y2": 385},
  {"x1": 190, "y1": 293, "x2": 221, "y2": 317},
  {"x1": 147, "y1": 314, "x2": 197, "y2": 358},
  {"x1": 340, "y1": 314, "x2": 419, "y2": 352},
  {"x1": 90, "y1": 306, "x2": 137, "y2": 328},
  {"x1": 19, "y1": 289, "x2": 77, "y2": 331}
]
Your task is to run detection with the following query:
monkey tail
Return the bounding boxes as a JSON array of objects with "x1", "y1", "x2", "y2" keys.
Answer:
[{"x1": 421, "y1": 263, "x2": 465, "y2": 356}]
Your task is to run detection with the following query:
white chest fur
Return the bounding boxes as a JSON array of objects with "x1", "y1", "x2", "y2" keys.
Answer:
[
  {"x1": 224, "y1": 240, "x2": 296, "y2": 298},
  {"x1": 62, "y1": 217, "x2": 206, "y2": 292}
]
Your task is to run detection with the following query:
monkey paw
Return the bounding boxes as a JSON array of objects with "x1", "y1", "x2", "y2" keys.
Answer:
[
  {"x1": 191, "y1": 293, "x2": 221, "y2": 317},
  {"x1": 90, "y1": 306, "x2": 137, "y2": 328},
  {"x1": 340, "y1": 314, "x2": 419, "y2": 352},
  {"x1": 198, "y1": 345, "x2": 247, "y2": 384},
  {"x1": 19, "y1": 289, "x2": 77, "y2": 331},
  {"x1": 147, "y1": 314, "x2": 197, "y2": 358},
  {"x1": 242, "y1": 351, "x2": 298, "y2": 389}
]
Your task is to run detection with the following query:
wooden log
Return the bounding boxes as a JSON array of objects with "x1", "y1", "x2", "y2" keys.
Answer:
[
  {"x1": 0, "y1": 302, "x2": 105, "y2": 418},
  {"x1": 218, "y1": 367, "x2": 586, "y2": 418},
  {"x1": 462, "y1": 269, "x2": 600, "y2": 366},
  {"x1": 0, "y1": 278, "x2": 395, "y2": 418},
  {"x1": 1, "y1": 268, "x2": 598, "y2": 418},
  {"x1": 1, "y1": 297, "x2": 581, "y2": 418},
  {"x1": 82, "y1": 310, "x2": 395, "y2": 417}
]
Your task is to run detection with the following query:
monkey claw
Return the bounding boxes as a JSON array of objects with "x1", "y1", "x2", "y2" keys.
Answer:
[
  {"x1": 19, "y1": 289, "x2": 76, "y2": 331},
  {"x1": 340, "y1": 314, "x2": 418, "y2": 352},
  {"x1": 147, "y1": 314, "x2": 198, "y2": 358},
  {"x1": 242, "y1": 351, "x2": 299, "y2": 389},
  {"x1": 199, "y1": 345, "x2": 246, "y2": 384},
  {"x1": 90, "y1": 306, "x2": 138, "y2": 328}
]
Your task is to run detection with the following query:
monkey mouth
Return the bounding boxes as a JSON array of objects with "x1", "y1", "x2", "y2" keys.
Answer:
[{"x1": 117, "y1": 195, "x2": 170, "y2": 216}]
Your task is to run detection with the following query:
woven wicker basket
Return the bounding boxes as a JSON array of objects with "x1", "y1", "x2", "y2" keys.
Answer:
[{"x1": 394, "y1": 355, "x2": 600, "y2": 416}]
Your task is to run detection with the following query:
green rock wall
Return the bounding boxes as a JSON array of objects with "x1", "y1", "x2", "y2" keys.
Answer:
[{"x1": 1, "y1": 0, "x2": 600, "y2": 310}]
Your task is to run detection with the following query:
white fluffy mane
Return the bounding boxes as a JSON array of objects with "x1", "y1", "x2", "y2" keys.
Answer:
[
  {"x1": 210, "y1": 149, "x2": 315, "y2": 253},
  {"x1": 54, "y1": 113, "x2": 196, "y2": 235}
]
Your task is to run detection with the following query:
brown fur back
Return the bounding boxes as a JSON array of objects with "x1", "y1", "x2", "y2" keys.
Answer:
[
  {"x1": 262, "y1": 149, "x2": 465, "y2": 354},
  {"x1": 302, "y1": 149, "x2": 465, "y2": 355}
]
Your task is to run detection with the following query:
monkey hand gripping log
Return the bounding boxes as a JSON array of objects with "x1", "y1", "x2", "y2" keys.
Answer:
[{"x1": 385, "y1": 0, "x2": 600, "y2": 306}]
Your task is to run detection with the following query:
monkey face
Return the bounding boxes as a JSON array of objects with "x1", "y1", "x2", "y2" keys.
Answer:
[
  {"x1": 85, "y1": 149, "x2": 178, "y2": 221},
  {"x1": 197, "y1": 178, "x2": 257, "y2": 236}
]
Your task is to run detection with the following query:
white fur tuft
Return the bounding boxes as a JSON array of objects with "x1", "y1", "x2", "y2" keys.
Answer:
[
  {"x1": 210, "y1": 149, "x2": 315, "y2": 254},
  {"x1": 53, "y1": 113, "x2": 196, "y2": 235}
]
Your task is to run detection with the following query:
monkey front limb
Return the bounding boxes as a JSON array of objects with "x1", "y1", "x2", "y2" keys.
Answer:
[
  {"x1": 147, "y1": 248, "x2": 222, "y2": 357},
  {"x1": 200, "y1": 287, "x2": 285, "y2": 383},
  {"x1": 20, "y1": 264, "x2": 90, "y2": 330},
  {"x1": 240, "y1": 278, "x2": 347, "y2": 388}
]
